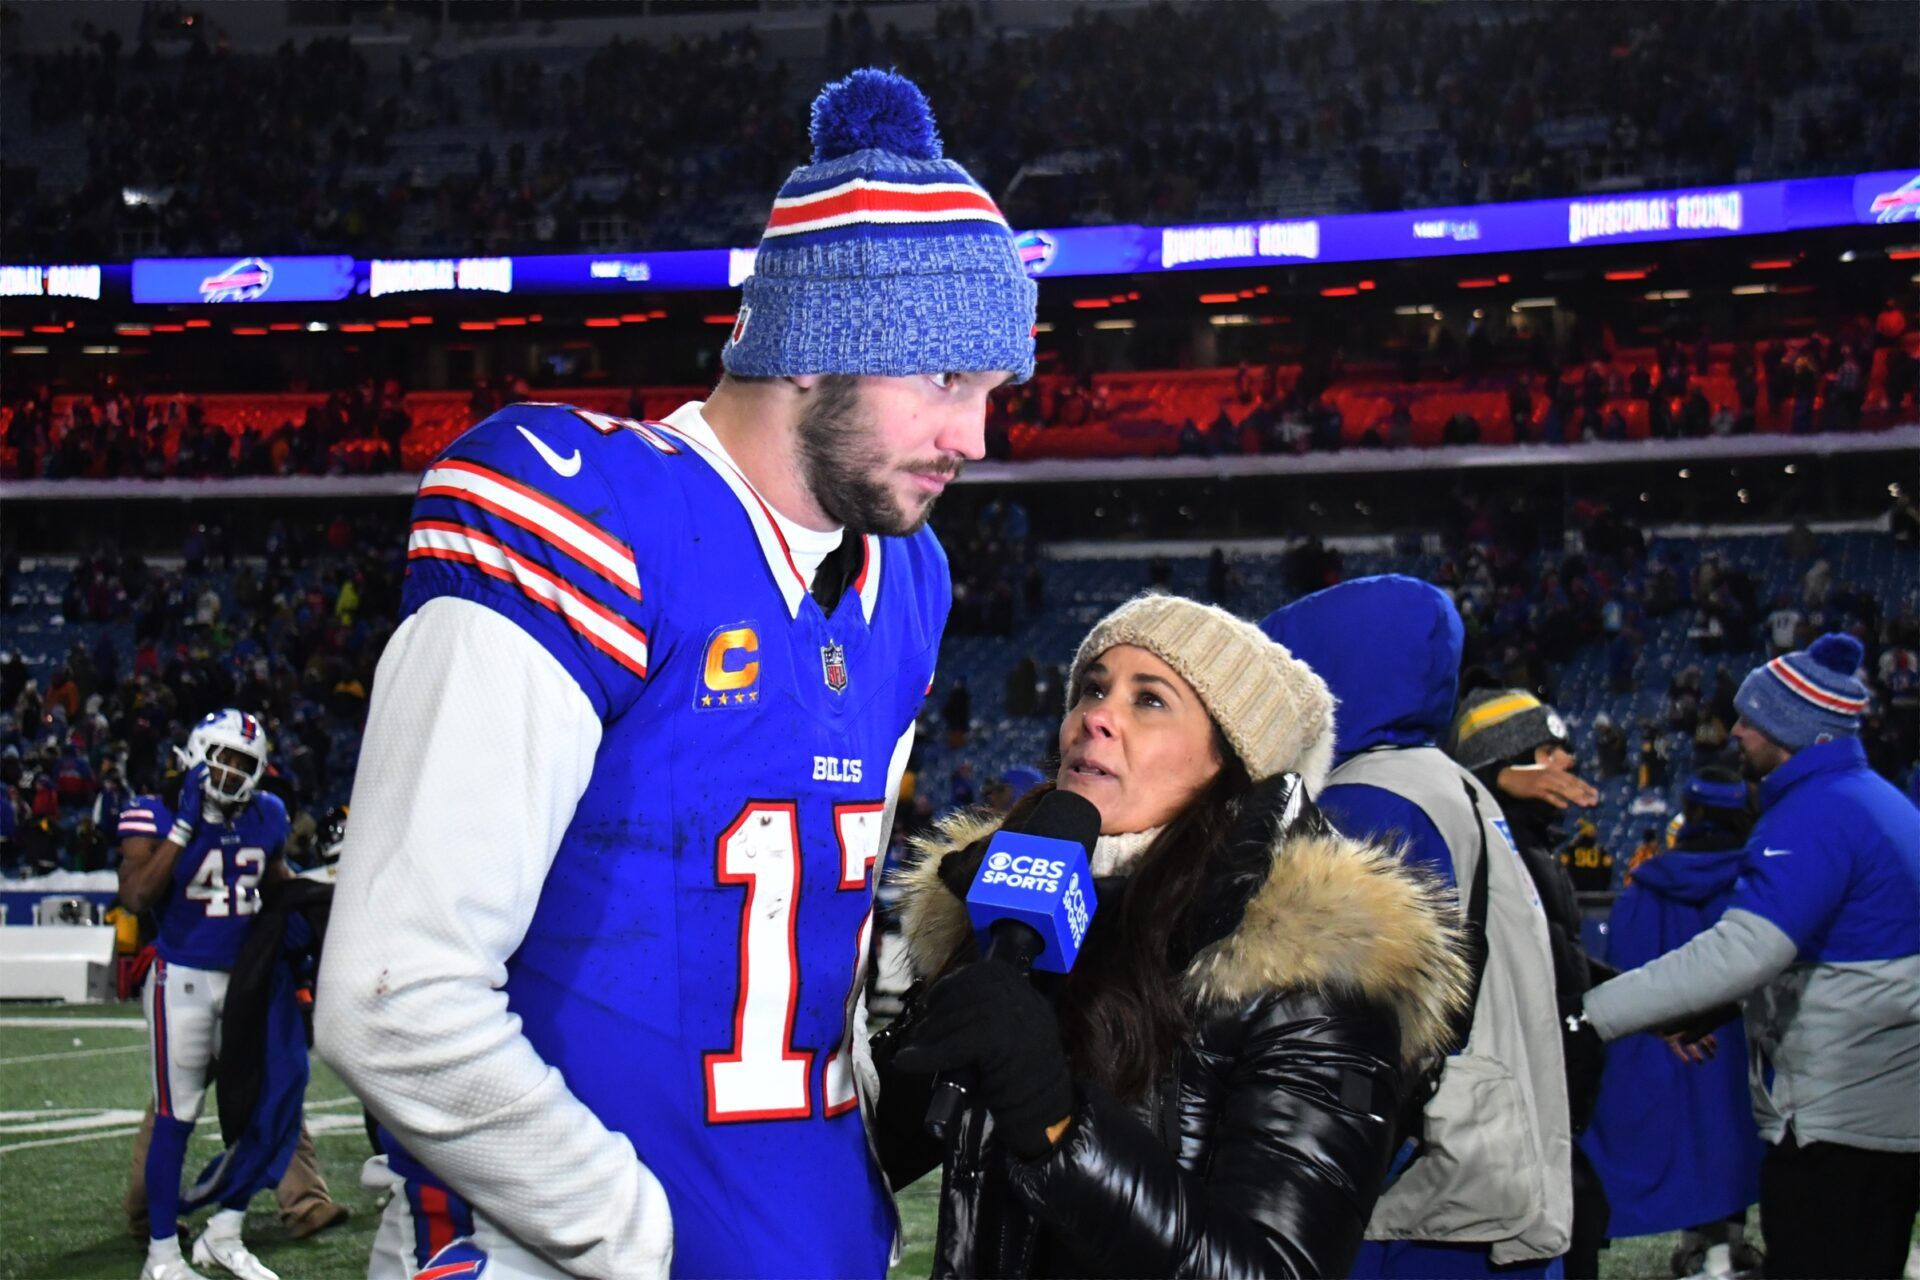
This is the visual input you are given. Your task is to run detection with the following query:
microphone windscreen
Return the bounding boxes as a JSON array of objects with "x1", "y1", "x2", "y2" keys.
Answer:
[{"x1": 1009, "y1": 788, "x2": 1101, "y2": 854}]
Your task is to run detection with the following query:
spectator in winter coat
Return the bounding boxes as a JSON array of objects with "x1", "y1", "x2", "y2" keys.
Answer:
[
  {"x1": 1580, "y1": 635, "x2": 1920, "y2": 1277},
  {"x1": 1583, "y1": 768, "x2": 1765, "y2": 1278},
  {"x1": 1264, "y1": 577, "x2": 1571, "y2": 1277}
]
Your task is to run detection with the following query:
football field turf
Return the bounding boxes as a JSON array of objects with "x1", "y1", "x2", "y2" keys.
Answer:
[{"x1": 1, "y1": 1003, "x2": 1700, "y2": 1279}]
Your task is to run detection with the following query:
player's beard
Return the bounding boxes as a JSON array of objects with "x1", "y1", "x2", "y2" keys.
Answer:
[{"x1": 796, "y1": 376, "x2": 960, "y2": 537}]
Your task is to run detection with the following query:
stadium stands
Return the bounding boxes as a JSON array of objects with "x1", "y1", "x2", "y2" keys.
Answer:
[
  {"x1": 5, "y1": 328, "x2": 1914, "y2": 479},
  {"x1": 5, "y1": 1, "x2": 1911, "y2": 256},
  {"x1": 8, "y1": 506, "x2": 1913, "y2": 891}
]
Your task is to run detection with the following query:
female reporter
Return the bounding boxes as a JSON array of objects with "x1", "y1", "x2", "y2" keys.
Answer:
[{"x1": 871, "y1": 595, "x2": 1470, "y2": 1278}]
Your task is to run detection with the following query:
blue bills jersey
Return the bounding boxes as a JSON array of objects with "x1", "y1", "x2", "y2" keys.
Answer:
[
  {"x1": 118, "y1": 792, "x2": 290, "y2": 972},
  {"x1": 400, "y1": 401, "x2": 949, "y2": 1279}
]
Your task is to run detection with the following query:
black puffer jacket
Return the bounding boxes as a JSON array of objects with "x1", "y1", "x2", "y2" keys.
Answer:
[{"x1": 871, "y1": 790, "x2": 1470, "y2": 1279}]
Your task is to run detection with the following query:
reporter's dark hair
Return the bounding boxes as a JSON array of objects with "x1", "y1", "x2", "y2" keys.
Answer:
[{"x1": 1006, "y1": 726, "x2": 1254, "y2": 1103}]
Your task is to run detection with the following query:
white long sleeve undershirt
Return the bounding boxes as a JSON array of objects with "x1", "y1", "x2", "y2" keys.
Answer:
[{"x1": 315, "y1": 596, "x2": 674, "y2": 1279}]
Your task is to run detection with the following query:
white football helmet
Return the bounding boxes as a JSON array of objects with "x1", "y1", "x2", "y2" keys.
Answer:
[{"x1": 176, "y1": 709, "x2": 272, "y2": 807}]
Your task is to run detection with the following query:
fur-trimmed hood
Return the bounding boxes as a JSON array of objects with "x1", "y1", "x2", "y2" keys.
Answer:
[{"x1": 892, "y1": 808, "x2": 1470, "y2": 1068}]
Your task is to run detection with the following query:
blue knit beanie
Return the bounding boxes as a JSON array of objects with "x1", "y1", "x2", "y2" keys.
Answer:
[
  {"x1": 722, "y1": 68, "x2": 1037, "y2": 382},
  {"x1": 1734, "y1": 632, "x2": 1868, "y2": 750}
]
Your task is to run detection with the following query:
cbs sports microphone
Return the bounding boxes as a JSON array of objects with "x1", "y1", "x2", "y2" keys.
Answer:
[{"x1": 923, "y1": 789, "x2": 1101, "y2": 1140}]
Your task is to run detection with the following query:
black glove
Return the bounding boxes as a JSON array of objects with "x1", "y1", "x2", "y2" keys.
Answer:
[
  {"x1": 936, "y1": 834, "x2": 993, "y2": 902},
  {"x1": 892, "y1": 959, "x2": 1074, "y2": 1160}
]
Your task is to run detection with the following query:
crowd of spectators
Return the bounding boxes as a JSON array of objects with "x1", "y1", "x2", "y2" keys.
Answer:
[
  {"x1": 4, "y1": 487, "x2": 1915, "y2": 880},
  {"x1": 0, "y1": 514, "x2": 400, "y2": 874},
  {"x1": 5, "y1": 310, "x2": 1910, "y2": 483},
  {"x1": 2, "y1": 377, "x2": 416, "y2": 480},
  {"x1": 905, "y1": 489, "x2": 1918, "y2": 879},
  {"x1": 4, "y1": 1, "x2": 1906, "y2": 256}
]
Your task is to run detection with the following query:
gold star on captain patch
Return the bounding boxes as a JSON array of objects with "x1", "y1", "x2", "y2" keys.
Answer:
[
  {"x1": 701, "y1": 694, "x2": 713, "y2": 706},
  {"x1": 719, "y1": 693, "x2": 732, "y2": 704},
  {"x1": 748, "y1": 690, "x2": 758, "y2": 701}
]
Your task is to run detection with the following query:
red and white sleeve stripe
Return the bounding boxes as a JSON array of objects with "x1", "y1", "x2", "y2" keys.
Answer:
[
  {"x1": 418, "y1": 460, "x2": 641, "y2": 601},
  {"x1": 407, "y1": 521, "x2": 650, "y2": 677}
]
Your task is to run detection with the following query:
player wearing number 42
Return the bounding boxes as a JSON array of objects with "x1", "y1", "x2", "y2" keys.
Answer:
[
  {"x1": 316, "y1": 66, "x2": 1035, "y2": 1280},
  {"x1": 116, "y1": 709, "x2": 291, "y2": 1280}
]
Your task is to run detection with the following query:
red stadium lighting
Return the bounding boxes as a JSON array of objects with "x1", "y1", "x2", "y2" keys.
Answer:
[
  {"x1": 619, "y1": 313, "x2": 649, "y2": 323},
  {"x1": 1604, "y1": 268, "x2": 1653, "y2": 281},
  {"x1": 0, "y1": 328, "x2": 22, "y2": 338},
  {"x1": 31, "y1": 324, "x2": 65, "y2": 333},
  {"x1": 1197, "y1": 293, "x2": 1240, "y2": 304},
  {"x1": 646, "y1": 311, "x2": 665, "y2": 320},
  {"x1": 1887, "y1": 248, "x2": 1920, "y2": 261},
  {"x1": 461, "y1": 320, "x2": 500, "y2": 331},
  {"x1": 1457, "y1": 278, "x2": 1498, "y2": 289},
  {"x1": 1358, "y1": 280, "x2": 1376, "y2": 291},
  {"x1": 268, "y1": 322, "x2": 303, "y2": 331},
  {"x1": 1071, "y1": 298, "x2": 1111, "y2": 309},
  {"x1": 232, "y1": 326, "x2": 268, "y2": 336},
  {"x1": 339, "y1": 323, "x2": 377, "y2": 333},
  {"x1": 117, "y1": 325, "x2": 152, "y2": 336},
  {"x1": 496, "y1": 316, "x2": 527, "y2": 327},
  {"x1": 1749, "y1": 259, "x2": 1795, "y2": 270},
  {"x1": 375, "y1": 319, "x2": 411, "y2": 329},
  {"x1": 152, "y1": 323, "x2": 184, "y2": 333},
  {"x1": 1319, "y1": 286, "x2": 1360, "y2": 298},
  {"x1": 701, "y1": 314, "x2": 737, "y2": 325},
  {"x1": 184, "y1": 318, "x2": 212, "y2": 329},
  {"x1": 410, "y1": 315, "x2": 434, "y2": 325}
]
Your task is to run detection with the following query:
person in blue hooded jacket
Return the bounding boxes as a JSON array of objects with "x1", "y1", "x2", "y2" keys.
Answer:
[
  {"x1": 1581, "y1": 769, "x2": 1764, "y2": 1277},
  {"x1": 1265, "y1": 576, "x2": 1573, "y2": 1278},
  {"x1": 1580, "y1": 634, "x2": 1920, "y2": 1278}
]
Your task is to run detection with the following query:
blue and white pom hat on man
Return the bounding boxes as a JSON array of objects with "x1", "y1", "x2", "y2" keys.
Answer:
[
  {"x1": 1734, "y1": 632, "x2": 1870, "y2": 750},
  {"x1": 723, "y1": 68, "x2": 1037, "y2": 382}
]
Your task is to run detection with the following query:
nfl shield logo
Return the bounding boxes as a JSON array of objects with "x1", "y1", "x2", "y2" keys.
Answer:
[{"x1": 820, "y1": 641, "x2": 849, "y2": 695}]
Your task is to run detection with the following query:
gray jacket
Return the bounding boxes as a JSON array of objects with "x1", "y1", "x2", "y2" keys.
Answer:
[{"x1": 1585, "y1": 736, "x2": 1920, "y2": 1152}]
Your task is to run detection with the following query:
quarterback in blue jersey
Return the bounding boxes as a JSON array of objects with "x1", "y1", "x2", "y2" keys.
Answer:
[
  {"x1": 318, "y1": 69, "x2": 1037, "y2": 1280},
  {"x1": 118, "y1": 709, "x2": 291, "y2": 1280}
]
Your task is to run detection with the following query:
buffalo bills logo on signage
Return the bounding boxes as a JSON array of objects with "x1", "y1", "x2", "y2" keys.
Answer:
[
  {"x1": 1867, "y1": 174, "x2": 1920, "y2": 223},
  {"x1": 199, "y1": 257, "x2": 274, "y2": 303},
  {"x1": 1014, "y1": 229, "x2": 1058, "y2": 276},
  {"x1": 820, "y1": 640, "x2": 848, "y2": 695}
]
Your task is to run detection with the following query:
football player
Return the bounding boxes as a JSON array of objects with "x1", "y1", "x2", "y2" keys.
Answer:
[
  {"x1": 317, "y1": 68, "x2": 1036, "y2": 1279},
  {"x1": 118, "y1": 710, "x2": 290, "y2": 1280}
]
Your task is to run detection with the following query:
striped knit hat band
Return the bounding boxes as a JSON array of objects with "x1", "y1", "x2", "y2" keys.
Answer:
[
  {"x1": 723, "y1": 69, "x2": 1036, "y2": 382},
  {"x1": 1734, "y1": 632, "x2": 1868, "y2": 750},
  {"x1": 1450, "y1": 688, "x2": 1571, "y2": 773}
]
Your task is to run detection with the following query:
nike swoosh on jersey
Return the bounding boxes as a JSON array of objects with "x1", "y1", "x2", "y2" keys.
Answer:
[
  {"x1": 516, "y1": 424, "x2": 582, "y2": 477},
  {"x1": 1762, "y1": 847, "x2": 1792, "y2": 857}
]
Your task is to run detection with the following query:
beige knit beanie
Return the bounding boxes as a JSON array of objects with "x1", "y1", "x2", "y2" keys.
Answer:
[{"x1": 1068, "y1": 593, "x2": 1336, "y2": 791}]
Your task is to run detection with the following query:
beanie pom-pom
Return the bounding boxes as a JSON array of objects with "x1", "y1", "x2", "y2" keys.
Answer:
[
  {"x1": 1808, "y1": 632, "x2": 1865, "y2": 675},
  {"x1": 809, "y1": 68, "x2": 942, "y2": 162}
]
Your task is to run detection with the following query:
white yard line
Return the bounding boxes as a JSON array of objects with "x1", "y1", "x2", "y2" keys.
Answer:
[
  {"x1": 0, "y1": 1108, "x2": 145, "y2": 1135},
  {"x1": 0, "y1": 1126, "x2": 140, "y2": 1154},
  {"x1": 0, "y1": 1043, "x2": 147, "y2": 1066},
  {"x1": 0, "y1": 1016, "x2": 145, "y2": 1029}
]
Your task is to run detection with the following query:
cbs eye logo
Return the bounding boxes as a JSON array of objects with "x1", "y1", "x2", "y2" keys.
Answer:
[{"x1": 987, "y1": 851, "x2": 1014, "y2": 872}]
